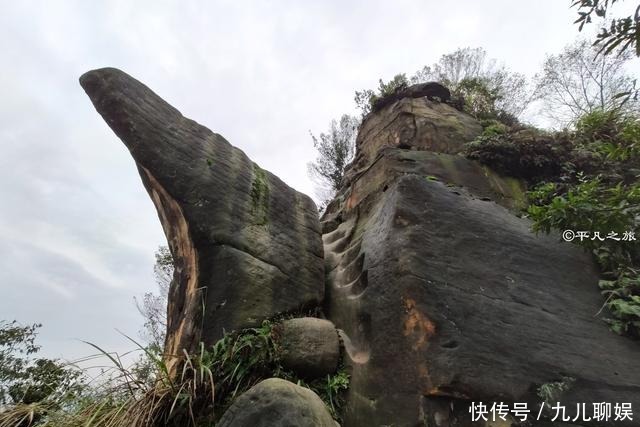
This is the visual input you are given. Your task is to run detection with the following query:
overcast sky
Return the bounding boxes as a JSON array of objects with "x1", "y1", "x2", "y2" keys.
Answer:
[{"x1": 0, "y1": 0, "x2": 630, "y2": 362}]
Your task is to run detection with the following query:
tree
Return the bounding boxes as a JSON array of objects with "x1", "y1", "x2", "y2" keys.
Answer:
[
  {"x1": 354, "y1": 48, "x2": 533, "y2": 121},
  {"x1": 135, "y1": 246, "x2": 172, "y2": 351},
  {"x1": 572, "y1": 0, "x2": 640, "y2": 56},
  {"x1": 0, "y1": 321, "x2": 82, "y2": 407},
  {"x1": 535, "y1": 39, "x2": 639, "y2": 126},
  {"x1": 0, "y1": 321, "x2": 40, "y2": 405},
  {"x1": 450, "y1": 77, "x2": 508, "y2": 122},
  {"x1": 411, "y1": 47, "x2": 532, "y2": 120},
  {"x1": 308, "y1": 114, "x2": 360, "y2": 207}
]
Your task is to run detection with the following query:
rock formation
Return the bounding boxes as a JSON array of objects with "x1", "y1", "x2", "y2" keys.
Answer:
[
  {"x1": 80, "y1": 68, "x2": 324, "y2": 374},
  {"x1": 278, "y1": 317, "x2": 341, "y2": 378},
  {"x1": 322, "y1": 95, "x2": 640, "y2": 426},
  {"x1": 81, "y1": 69, "x2": 640, "y2": 426},
  {"x1": 346, "y1": 94, "x2": 482, "y2": 183},
  {"x1": 217, "y1": 378, "x2": 336, "y2": 427}
]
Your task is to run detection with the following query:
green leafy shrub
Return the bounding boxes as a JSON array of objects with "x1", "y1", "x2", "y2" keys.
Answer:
[
  {"x1": 454, "y1": 77, "x2": 501, "y2": 120},
  {"x1": 464, "y1": 127, "x2": 581, "y2": 182},
  {"x1": 466, "y1": 109, "x2": 640, "y2": 185},
  {"x1": 575, "y1": 109, "x2": 621, "y2": 141},
  {"x1": 573, "y1": 109, "x2": 640, "y2": 163},
  {"x1": 604, "y1": 120, "x2": 640, "y2": 162},
  {"x1": 0, "y1": 321, "x2": 85, "y2": 427},
  {"x1": 523, "y1": 108, "x2": 640, "y2": 338},
  {"x1": 206, "y1": 321, "x2": 279, "y2": 410},
  {"x1": 479, "y1": 120, "x2": 508, "y2": 136}
]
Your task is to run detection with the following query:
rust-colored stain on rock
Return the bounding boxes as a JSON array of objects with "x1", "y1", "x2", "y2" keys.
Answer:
[
  {"x1": 142, "y1": 166, "x2": 200, "y2": 377},
  {"x1": 403, "y1": 298, "x2": 436, "y2": 351},
  {"x1": 346, "y1": 191, "x2": 357, "y2": 210}
]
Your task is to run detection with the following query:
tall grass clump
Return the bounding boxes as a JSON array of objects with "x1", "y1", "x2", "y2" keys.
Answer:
[{"x1": 0, "y1": 320, "x2": 350, "y2": 426}]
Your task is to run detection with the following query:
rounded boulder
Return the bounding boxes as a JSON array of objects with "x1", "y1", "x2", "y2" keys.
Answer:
[
  {"x1": 280, "y1": 317, "x2": 340, "y2": 378},
  {"x1": 216, "y1": 378, "x2": 336, "y2": 427}
]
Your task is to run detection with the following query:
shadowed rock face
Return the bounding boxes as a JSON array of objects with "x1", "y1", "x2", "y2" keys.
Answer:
[
  {"x1": 79, "y1": 68, "x2": 324, "y2": 372},
  {"x1": 322, "y1": 93, "x2": 640, "y2": 427}
]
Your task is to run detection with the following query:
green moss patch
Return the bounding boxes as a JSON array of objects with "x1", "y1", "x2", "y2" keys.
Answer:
[{"x1": 250, "y1": 163, "x2": 270, "y2": 226}]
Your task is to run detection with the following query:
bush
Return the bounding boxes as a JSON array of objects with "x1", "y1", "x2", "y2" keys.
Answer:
[
  {"x1": 454, "y1": 77, "x2": 501, "y2": 120},
  {"x1": 573, "y1": 109, "x2": 639, "y2": 158},
  {"x1": 575, "y1": 109, "x2": 621, "y2": 141},
  {"x1": 479, "y1": 120, "x2": 508, "y2": 136},
  {"x1": 464, "y1": 126, "x2": 578, "y2": 182}
]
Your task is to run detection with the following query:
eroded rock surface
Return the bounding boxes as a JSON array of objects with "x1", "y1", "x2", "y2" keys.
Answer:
[
  {"x1": 279, "y1": 317, "x2": 340, "y2": 378},
  {"x1": 345, "y1": 96, "x2": 482, "y2": 183},
  {"x1": 80, "y1": 68, "x2": 324, "y2": 372},
  {"x1": 81, "y1": 70, "x2": 640, "y2": 426},
  {"x1": 322, "y1": 88, "x2": 640, "y2": 427},
  {"x1": 217, "y1": 378, "x2": 336, "y2": 427}
]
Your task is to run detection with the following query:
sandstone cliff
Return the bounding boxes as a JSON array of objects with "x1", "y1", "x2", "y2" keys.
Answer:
[
  {"x1": 80, "y1": 68, "x2": 640, "y2": 427},
  {"x1": 322, "y1": 95, "x2": 640, "y2": 427}
]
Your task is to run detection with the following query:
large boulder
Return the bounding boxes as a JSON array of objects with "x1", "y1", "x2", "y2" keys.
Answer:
[
  {"x1": 279, "y1": 317, "x2": 340, "y2": 378},
  {"x1": 79, "y1": 68, "x2": 324, "y2": 374},
  {"x1": 322, "y1": 88, "x2": 640, "y2": 427},
  {"x1": 217, "y1": 378, "x2": 336, "y2": 427}
]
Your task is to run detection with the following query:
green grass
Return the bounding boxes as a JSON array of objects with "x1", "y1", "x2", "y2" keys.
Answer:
[{"x1": 0, "y1": 321, "x2": 349, "y2": 427}]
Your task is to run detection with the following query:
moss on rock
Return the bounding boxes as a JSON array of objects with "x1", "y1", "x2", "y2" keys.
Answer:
[{"x1": 250, "y1": 163, "x2": 270, "y2": 225}]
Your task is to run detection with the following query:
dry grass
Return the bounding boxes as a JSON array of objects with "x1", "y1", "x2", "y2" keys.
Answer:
[{"x1": 0, "y1": 321, "x2": 349, "y2": 427}]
